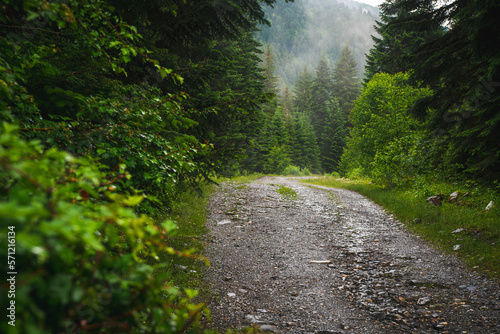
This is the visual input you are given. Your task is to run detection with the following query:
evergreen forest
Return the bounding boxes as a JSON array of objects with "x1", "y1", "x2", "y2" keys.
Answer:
[{"x1": 0, "y1": 0, "x2": 499, "y2": 333}]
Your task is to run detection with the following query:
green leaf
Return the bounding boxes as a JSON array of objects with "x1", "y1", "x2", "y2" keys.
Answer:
[{"x1": 123, "y1": 195, "x2": 144, "y2": 206}]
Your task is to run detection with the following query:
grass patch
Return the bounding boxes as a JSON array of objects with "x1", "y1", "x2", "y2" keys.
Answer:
[
  {"x1": 155, "y1": 182, "x2": 215, "y2": 293},
  {"x1": 275, "y1": 184, "x2": 298, "y2": 200},
  {"x1": 301, "y1": 176, "x2": 500, "y2": 280}
]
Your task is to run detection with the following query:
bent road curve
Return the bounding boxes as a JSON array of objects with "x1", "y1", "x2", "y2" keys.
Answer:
[{"x1": 204, "y1": 177, "x2": 500, "y2": 333}]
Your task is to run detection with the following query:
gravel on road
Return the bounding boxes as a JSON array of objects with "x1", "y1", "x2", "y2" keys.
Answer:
[{"x1": 204, "y1": 177, "x2": 500, "y2": 333}]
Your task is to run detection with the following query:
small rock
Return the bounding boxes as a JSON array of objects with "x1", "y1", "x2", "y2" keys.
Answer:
[
  {"x1": 453, "y1": 245, "x2": 461, "y2": 251},
  {"x1": 412, "y1": 218, "x2": 422, "y2": 224},
  {"x1": 485, "y1": 201, "x2": 494, "y2": 211},
  {"x1": 217, "y1": 220, "x2": 232, "y2": 225},
  {"x1": 245, "y1": 314, "x2": 265, "y2": 324},
  {"x1": 435, "y1": 322, "x2": 448, "y2": 329},
  {"x1": 427, "y1": 194, "x2": 444, "y2": 206},
  {"x1": 418, "y1": 296, "x2": 431, "y2": 305},
  {"x1": 174, "y1": 264, "x2": 188, "y2": 271},
  {"x1": 452, "y1": 228, "x2": 465, "y2": 234},
  {"x1": 259, "y1": 325, "x2": 283, "y2": 334},
  {"x1": 309, "y1": 260, "x2": 331, "y2": 264},
  {"x1": 227, "y1": 292, "x2": 236, "y2": 298},
  {"x1": 256, "y1": 309, "x2": 268, "y2": 313},
  {"x1": 449, "y1": 191, "x2": 460, "y2": 203}
]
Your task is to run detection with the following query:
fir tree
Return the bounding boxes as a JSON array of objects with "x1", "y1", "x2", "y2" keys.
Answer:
[
  {"x1": 262, "y1": 43, "x2": 280, "y2": 95},
  {"x1": 295, "y1": 113, "x2": 321, "y2": 173},
  {"x1": 281, "y1": 85, "x2": 294, "y2": 118},
  {"x1": 310, "y1": 57, "x2": 334, "y2": 132},
  {"x1": 293, "y1": 67, "x2": 314, "y2": 114},
  {"x1": 332, "y1": 45, "x2": 361, "y2": 118},
  {"x1": 363, "y1": 0, "x2": 443, "y2": 82},
  {"x1": 321, "y1": 99, "x2": 347, "y2": 172}
]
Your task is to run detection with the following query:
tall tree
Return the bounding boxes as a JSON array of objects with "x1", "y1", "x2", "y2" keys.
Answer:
[
  {"x1": 373, "y1": 0, "x2": 500, "y2": 180},
  {"x1": 363, "y1": 0, "x2": 443, "y2": 82},
  {"x1": 281, "y1": 85, "x2": 294, "y2": 118},
  {"x1": 332, "y1": 45, "x2": 361, "y2": 118},
  {"x1": 309, "y1": 57, "x2": 334, "y2": 171},
  {"x1": 294, "y1": 113, "x2": 321, "y2": 173},
  {"x1": 321, "y1": 99, "x2": 347, "y2": 173},
  {"x1": 262, "y1": 43, "x2": 281, "y2": 95},
  {"x1": 293, "y1": 67, "x2": 314, "y2": 114}
]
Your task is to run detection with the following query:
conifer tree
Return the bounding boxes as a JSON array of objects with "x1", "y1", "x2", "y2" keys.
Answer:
[
  {"x1": 281, "y1": 86, "x2": 294, "y2": 118},
  {"x1": 310, "y1": 57, "x2": 334, "y2": 135},
  {"x1": 332, "y1": 45, "x2": 361, "y2": 118},
  {"x1": 363, "y1": 0, "x2": 443, "y2": 82},
  {"x1": 263, "y1": 43, "x2": 280, "y2": 95},
  {"x1": 293, "y1": 67, "x2": 314, "y2": 114},
  {"x1": 321, "y1": 99, "x2": 347, "y2": 172},
  {"x1": 295, "y1": 113, "x2": 321, "y2": 173}
]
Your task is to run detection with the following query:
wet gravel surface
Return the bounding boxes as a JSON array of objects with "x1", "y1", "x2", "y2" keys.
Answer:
[{"x1": 204, "y1": 177, "x2": 500, "y2": 333}]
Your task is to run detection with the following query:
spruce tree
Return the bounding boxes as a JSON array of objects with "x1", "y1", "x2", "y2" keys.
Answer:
[
  {"x1": 263, "y1": 43, "x2": 280, "y2": 95},
  {"x1": 295, "y1": 113, "x2": 321, "y2": 173},
  {"x1": 332, "y1": 45, "x2": 361, "y2": 118},
  {"x1": 321, "y1": 99, "x2": 347, "y2": 172},
  {"x1": 310, "y1": 57, "x2": 334, "y2": 135},
  {"x1": 281, "y1": 85, "x2": 294, "y2": 118},
  {"x1": 293, "y1": 67, "x2": 314, "y2": 114},
  {"x1": 363, "y1": 0, "x2": 443, "y2": 82}
]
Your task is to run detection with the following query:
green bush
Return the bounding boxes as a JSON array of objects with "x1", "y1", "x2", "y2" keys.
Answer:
[
  {"x1": 283, "y1": 165, "x2": 301, "y2": 176},
  {"x1": 301, "y1": 167, "x2": 311, "y2": 176},
  {"x1": 0, "y1": 124, "x2": 209, "y2": 333},
  {"x1": 346, "y1": 168, "x2": 364, "y2": 180}
]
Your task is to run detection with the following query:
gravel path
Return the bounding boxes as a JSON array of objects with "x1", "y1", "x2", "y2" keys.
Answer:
[{"x1": 204, "y1": 177, "x2": 500, "y2": 333}]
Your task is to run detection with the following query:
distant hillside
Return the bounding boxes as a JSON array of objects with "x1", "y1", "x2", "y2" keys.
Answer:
[{"x1": 256, "y1": 0, "x2": 379, "y2": 89}]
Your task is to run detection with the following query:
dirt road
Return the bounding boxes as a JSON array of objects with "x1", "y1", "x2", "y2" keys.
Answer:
[{"x1": 204, "y1": 177, "x2": 500, "y2": 333}]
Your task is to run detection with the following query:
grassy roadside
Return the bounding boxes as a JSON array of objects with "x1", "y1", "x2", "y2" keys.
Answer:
[
  {"x1": 301, "y1": 176, "x2": 500, "y2": 280},
  {"x1": 154, "y1": 182, "x2": 216, "y2": 294}
]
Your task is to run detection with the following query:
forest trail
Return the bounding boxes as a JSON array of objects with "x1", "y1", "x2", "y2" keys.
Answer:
[{"x1": 204, "y1": 177, "x2": 500, "y2": 333}]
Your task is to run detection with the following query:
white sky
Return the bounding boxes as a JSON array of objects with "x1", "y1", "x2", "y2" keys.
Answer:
[{"x1": 356, "y1": 0, "x2": 385, "y2": 7}]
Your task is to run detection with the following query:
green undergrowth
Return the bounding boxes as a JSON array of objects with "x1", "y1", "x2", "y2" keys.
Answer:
[
  {"x1": 301, "y1": 176, "x2": 500, "y2": 280},
  {"x1": 155, "y1": 182, "x2": 216, "y2": 295}
]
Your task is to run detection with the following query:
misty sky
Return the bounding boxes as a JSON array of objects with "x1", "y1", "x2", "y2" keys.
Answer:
[{"x1": 357, "y1": 0, "x2": 384, "y2": 7}]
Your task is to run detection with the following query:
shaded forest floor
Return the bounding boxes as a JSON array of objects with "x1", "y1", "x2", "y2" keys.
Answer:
[{"x1": 203, "y1": 177, "x2": 500, "y2": 333}]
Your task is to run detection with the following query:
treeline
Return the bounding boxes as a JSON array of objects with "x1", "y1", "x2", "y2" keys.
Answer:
[
  {"x1": 340, "y1": 0, "x2": 500, "y2": 188},
  {"x1": 0, "y1": 0, "x2": 291, "y2": 332},
  {"x1": 255, "y1": 0, "x2": 378, "y2": 88},
  {"x1": 240, "y1": 44, "x2": 361, "y2": 175}
]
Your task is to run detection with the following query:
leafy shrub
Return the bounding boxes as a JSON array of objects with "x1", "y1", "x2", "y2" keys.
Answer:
[
  {"x1": 301, "y1": 167, "x2": 311, "y2": 176},
  {"x1": 371, "y1": 134, "x2": 427, "y2": 187},
  {"x1": 347, "y1": 168, "x2": 364, "y2": 180},
  {"x1": 340, "y1": 72, "x2": 432, "y2": 183},
  {"x1": 0, "y1": 124, "x2": 208, "y2": 333},
  {"x1": 265, "y1": 145, "x2": 291, "y2": 175},
  {"x1": 283, "y1": 165, "x2": 301, "y2": 176}
]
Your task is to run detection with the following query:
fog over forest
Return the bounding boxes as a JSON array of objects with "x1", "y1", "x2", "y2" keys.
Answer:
[{"x1": 256, "y1": 0, "x2": 379, "y2": 89}]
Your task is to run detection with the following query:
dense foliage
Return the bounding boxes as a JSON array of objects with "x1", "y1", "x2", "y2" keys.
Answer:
[
  {"x1": 0, "y1": 0, "x2": 289, "y2": 332},
  {"x1": 349, "y1": 0, "x2": 500, "y2": 187}
]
